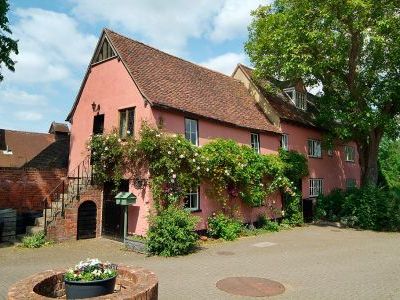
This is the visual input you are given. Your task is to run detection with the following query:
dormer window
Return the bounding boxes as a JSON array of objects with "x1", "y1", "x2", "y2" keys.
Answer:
[
  {"x1": 2, "y1": 145, "x2": 12, "y2": 155},
  {"x1": 283, "y1": 87, "x2": 307, "y2": 111}
]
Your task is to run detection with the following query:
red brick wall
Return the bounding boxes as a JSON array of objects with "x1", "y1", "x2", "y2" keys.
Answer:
[
  {"x1": 0, "y1": 168, "x2": 67, "y2": 212},
  {"x1": 46, "y1": 187, "x2": 102, "y2": 242}
]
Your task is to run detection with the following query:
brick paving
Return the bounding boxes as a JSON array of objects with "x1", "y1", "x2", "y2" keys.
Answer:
[{"x1": 1, "y1": 225, "x2": 400, "y2": 299}]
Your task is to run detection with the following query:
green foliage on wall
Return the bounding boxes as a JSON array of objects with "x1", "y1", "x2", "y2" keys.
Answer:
[{"x1": 88, "y1": 124, "x2": 308, "y2": 226}]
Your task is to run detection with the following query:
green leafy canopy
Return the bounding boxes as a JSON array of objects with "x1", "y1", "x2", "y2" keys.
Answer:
[
  {"x1": 0, "y1": 0, "x2": 18, "y2": 81},
  {"x1": 246, "y1": 0, "x2": 400, "y2": 185}
]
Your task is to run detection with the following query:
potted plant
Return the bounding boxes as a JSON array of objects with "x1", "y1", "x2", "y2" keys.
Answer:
[{"x1": 64, "y1": 258, "x2": 117, "y2": 299}]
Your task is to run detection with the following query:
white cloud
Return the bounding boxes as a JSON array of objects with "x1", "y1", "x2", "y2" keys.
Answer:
[
  {"x1": 14, "y1": 111, "x2": 43, "y2": 121},
  {"x1": 71, "y1": 0, "x2": 223, "y2": 54},
  {"x1": 200, "y1": 52, "x2": 248, "y2": 75},
  {"x1": 210, "y1": 0, "x2": 269, "y2": 42},
  {"x1": 5, "y1": 8, "x2": 97, "y2": 84},
  {"x1": 0, "y1": 88, "x2": 47, "y2": 106}
]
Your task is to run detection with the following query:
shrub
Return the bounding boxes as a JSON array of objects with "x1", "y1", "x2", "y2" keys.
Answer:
[
  {"x1": 316, "y1": 186, "x2": 400, "y2": 231},
  {"x1": 21, "y1": 231, "x2": 48, "y2": 248},
  {"x1": 257, "y1": 214, "x2": 280, "y2": 232},
  {"x1": 207, "y1": 213, "x2": 243, "y2": 240},
  {"x1": 315, "y1": 189, "x2": 347, "y2": 222},
  {"x1": 147, "y1": 206, "x2": 199, "y2": 256}
]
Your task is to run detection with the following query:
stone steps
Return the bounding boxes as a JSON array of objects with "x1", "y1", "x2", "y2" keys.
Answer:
[{"x1": 26, "y1": 225, "x2": 44, "y2": 235}]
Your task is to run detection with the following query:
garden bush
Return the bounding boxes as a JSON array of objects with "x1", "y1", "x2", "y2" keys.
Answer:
[
  {"x1": 316, "y1": 186, "x2": 400, "y2": 231},
  {"x1": 147, "y1": 206, "x2": 199, "y2": 256},
  {"x1": 257, "y1": 214, "x2": 280, "y2": 232},
  {"x1": 207, "y1": 213, "x2": 243, "y2": 240},
  {"x1": 21, "y1": 231, "x2": 48, "y2": 248}
]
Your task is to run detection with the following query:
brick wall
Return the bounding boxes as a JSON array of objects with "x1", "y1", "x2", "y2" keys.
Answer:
[
  {"x1": 46, "y1": 187, "x2": 102, "y2": 242},
  {"x1": 0, "y1": 168, "x2": 67, "y2": 212}
]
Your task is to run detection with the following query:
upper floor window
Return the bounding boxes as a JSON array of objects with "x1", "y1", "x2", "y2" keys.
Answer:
[
  {"x1": 184, "y1": 188, "x2": 200, "y2": 211},
  {"x1": 185, "y1": 118, "x2": 199, "y2": 146},
  {"x1": 119, "y1": 108, "x2": 135, "y2": 138},
  {"x1": 283, "y1": 87, "x2": 307, "y2": 111},
  {"x1": 92, "y1": 114, "x2": 104, "y2": 135},
  {"x1": 345, "y1": 146, "x2": 355, "y2": 162},
  {"x1": 308, "y1": 139, "x2": 322, "y2": 158},
  {"x1": 281, "y1": 134, "x2": 289, "y2": 150},
  {"x1": 309, "y1": 178, "x2": 323, "y2": 197},
  {"x1": 93, "y1": 38, "x2": 115, "y2": 64},
  {"x1": 250, "y1": 133, "x2": 260, "y2": 154},
  {"x1": 346, "y1": 178, "x2": 356, "y2": 189}
]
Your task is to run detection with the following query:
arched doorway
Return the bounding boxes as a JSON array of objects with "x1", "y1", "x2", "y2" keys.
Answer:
[{"x1": 77, "y1": 201, "x2": 97, "y2": 239}]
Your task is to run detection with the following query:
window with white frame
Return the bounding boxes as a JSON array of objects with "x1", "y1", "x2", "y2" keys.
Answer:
[
  {"x1": 309, "y1": 179, "x2": 323, "y2": 197},
  {"x1": 283, "y1": 87, "x2": 307, "y2": 111},
  {"x1": 281, "y1": 134, "x2": 289, "y2": 150},
  {"x1": 345, "y1": 145, "x2": 355, "y2": 162},
  {"x1": 184, "y1": 188, "x2": 199, "y2": 211},
  {"x1": 308, "y1": 139, "x2": 322, "y2": 158},
  {"x1": 251, "y1": 133, "x2": 260, "y2": 153},
  {"x1": 346, "y1": 178, "x2": 356, "y2": 189},
  {"x1": 185, "y1": 118, "x2": 198, "y2": 146}
]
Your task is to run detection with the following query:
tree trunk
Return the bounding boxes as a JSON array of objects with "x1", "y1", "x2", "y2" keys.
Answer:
[{"x1": 357, "y1": 128, "x2": 383, "y2": 186}]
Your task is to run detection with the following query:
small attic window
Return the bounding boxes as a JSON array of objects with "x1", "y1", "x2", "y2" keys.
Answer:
[
  {"x1": 283, "y1": 87, "x2": 307, "y2": 111},
  {"x1": 2, "y1": 145, "x2": 12, "y2": 155},
  {"x1": 93, "y1": 38, "x2": 115, "y2": 64}
]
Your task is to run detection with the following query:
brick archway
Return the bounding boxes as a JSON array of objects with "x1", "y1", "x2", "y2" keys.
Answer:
[{"x1": 77, "y1": 200, "x2": 97, "y2": 239}]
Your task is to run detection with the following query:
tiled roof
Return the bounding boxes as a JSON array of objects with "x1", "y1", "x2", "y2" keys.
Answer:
[
  {"x1": 102, "y1": 29, "x2": 280, "y2": 133},
  {"x1": 239, "y1": 65, "x2": 317, "y2": 128},
  {"x1": 0, "y1": 129, "x2": 69, "y2": 169}
]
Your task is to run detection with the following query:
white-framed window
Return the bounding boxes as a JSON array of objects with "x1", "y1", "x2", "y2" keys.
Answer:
[
  {"x1": 250, "y1": 133, "x2": 260, "y2": 153},
  {"x1": 185, "y1": 118, "x2": 198, "y2": 146},
  {"x1": 308, "y1": 139, "x2": 322, "y2": 158},
  {"x1": 119, "y1": 108, "x2": 135, "y2": 138},
  {"x1": 345, "y1": 146, "x2": 355, "y2": 162},
  {"x1": 184, "y1": 188, "x2": 200, "y2": 211},
  {"x1": 309, "y1": 179, "x2": 323, "y2": 197},
  {"x1": 283, "y1": 87, "x2": 307, "y2": 111},
  {"x1": 346, "y1": 178, "x2": 356, "y2": 189},
  {"x1": 281, "y1": 134, "x2": 289, "y2": 150}
]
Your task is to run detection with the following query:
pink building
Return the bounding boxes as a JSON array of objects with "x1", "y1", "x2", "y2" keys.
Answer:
[{"x1": 58, "y1": 29, "x2": 360, "y2": 240}]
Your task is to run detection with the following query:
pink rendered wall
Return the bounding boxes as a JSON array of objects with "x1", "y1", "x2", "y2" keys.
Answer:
[
  {"x1": 153, "y1": 109, "x2": 283, "y2": 228},
  {"x1": 281, "y1": 122, "x2": 361, "y2": 197},
  {"x1": 68, "y1": 58, "x2": 157, "y2": 236}
]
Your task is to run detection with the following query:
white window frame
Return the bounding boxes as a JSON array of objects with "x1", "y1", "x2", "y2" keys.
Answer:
[
  {"x1": 184, "y1": 188, "x2": 200, "y2": 211},
  {"x1": 251, "y1": 133, "x2": 260, "y2": 154},
  {"x1": 308, "y1": 139, "x2": 322, "y2": 158},
  {"x1": 281, "y1": 134, "x2": 289, "y2": 150},
  {"x1": 185, "y1": 118, "x2": 199, "y2": 146},
  {"x1": 345, "y1": 146, "x2": 355, "y2": 162},
  {"x1": 283, "y1": 87, "x2": 307, "y2": 111},
  {"x1": 309, "y1": 179, "x2": 323, "y2": 197},
  {"x1": 346, "y1": 178, "x2": 356, "y2": 189}
]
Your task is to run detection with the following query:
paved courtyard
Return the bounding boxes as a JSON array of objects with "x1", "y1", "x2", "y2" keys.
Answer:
[{"x1": 1, "y1": 225, "x2": 399, "y2": 299}]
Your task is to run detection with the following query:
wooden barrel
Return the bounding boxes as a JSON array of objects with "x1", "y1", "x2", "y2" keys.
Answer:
[{"x1": 0, "y1": 208, "x2": 17, "y2": 242}]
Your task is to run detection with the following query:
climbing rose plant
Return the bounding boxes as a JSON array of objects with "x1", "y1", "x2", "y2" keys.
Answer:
[{"x1": 88, "y1": 124, "x2": 307, "y2": 224}]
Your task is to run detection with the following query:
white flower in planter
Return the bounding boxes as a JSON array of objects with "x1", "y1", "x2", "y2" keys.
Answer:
[
  {"x1": 172, "y1": 174, "x2": 177, "y2": 179},
  {"x1": 168, "y1": 151, "x2": 172, "y2": 154},
  {"x1": 179, "y1": 154, "x2": 184, "y2": 159}
]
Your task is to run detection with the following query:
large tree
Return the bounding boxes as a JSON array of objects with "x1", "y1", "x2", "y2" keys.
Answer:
[
  {"x1": 0, "y1": 0, "x2": 18, "y2": 82},
  {"x1": 245, "y1": 0, "x2": 400, "y2": 186}
]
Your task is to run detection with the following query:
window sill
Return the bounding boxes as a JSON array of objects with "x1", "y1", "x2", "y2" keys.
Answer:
[
  {"x1": 189, "y1": 209, "x2": 202, "y2": 213},
  {"x1": 308, "y1": 155, "x2": 322, "y2": 159},
  {"x1": 345, "y1": 160, "x2": 355, "y2": 163}
]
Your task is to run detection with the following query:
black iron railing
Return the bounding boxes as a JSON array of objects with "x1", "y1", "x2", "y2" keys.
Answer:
[{"x1": 43, "y1": 156, "x2": 93, "y2": 234}]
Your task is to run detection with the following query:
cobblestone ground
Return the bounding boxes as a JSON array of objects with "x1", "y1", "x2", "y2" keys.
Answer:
[{"x1": 1, "y1": 225, "x2": 400, "y2": 300}]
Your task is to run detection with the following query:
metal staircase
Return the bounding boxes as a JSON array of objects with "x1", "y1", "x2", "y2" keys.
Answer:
[{"x1": 26, "y1": 156, "x2": 94, "y2": 235}]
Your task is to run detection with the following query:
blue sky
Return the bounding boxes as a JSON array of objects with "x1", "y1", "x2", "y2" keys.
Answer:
[{"x1": 0, "y1": 0, "x2": 269, "y2": 132}]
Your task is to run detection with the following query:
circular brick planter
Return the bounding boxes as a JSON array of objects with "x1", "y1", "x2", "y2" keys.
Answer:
[{"x1": 7, "y1": 265, "x2": 158, "y2": 299}]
